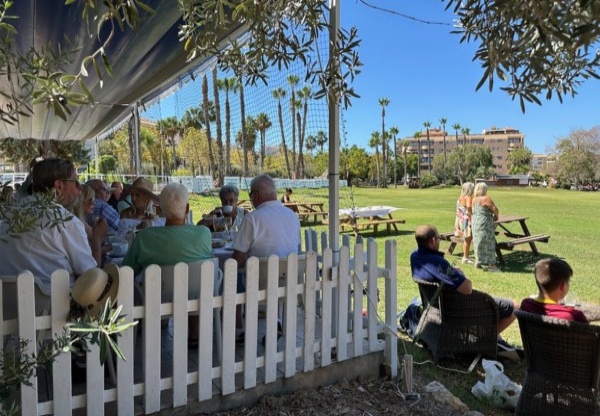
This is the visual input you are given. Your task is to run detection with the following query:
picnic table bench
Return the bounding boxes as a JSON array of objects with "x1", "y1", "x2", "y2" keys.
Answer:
[
  {"x1": 284, "y1": 202, "x2": 328, "y2": 225},
  {"x1": 338, "y1": 206, "x2": 405, "y2": 237},
  {"x1": 440, "y1": 215, "x2": 550, "y2": 263}
]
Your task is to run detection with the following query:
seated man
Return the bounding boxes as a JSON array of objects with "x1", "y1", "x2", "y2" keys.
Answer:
[
  {"x1": 121, "y1": 183, "x2": 212, "y2": 347},
  {"x1": 520, "y1": 258, "x2": 588, "y2": 323},
  {"x1": 86, "y1": 179, "x2": 120, "y2": 231},
  {"x1": 122, "y1": 183, "x2": 212, "y2": 276},
  {"x1": 0, "y1": 158, "x2": 102, "y2": 295},
  {"x1": 232, "y1": 175, "x2": 300, "y2": 267},
  {"x1": 410, "y1": 225, "x2": 518, "y2": 341},
  {"x1": 231, "y1": 175, "x2": 301, "y2": 340}
]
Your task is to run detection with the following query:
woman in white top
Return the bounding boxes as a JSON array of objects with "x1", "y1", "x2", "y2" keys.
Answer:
[{"x1": 198, "y1": 185, "x2": 247, "y2": 231}]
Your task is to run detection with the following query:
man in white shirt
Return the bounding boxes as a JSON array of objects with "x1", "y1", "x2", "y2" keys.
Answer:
[
  {"x1": 231, "y1": 175, "x2": 300, "y2": 341},
  {"x1": 232, "y1": 175, "x2": 300, "y2": 266},
  {"x1": 0, "y1": 158, "x2": 103, "y2": 294}
]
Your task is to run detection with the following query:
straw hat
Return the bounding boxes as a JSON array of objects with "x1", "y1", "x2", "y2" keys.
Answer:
[
  {"x1": 130, "y1": 177, "x2": 159, "y2": 202},
  {"x1": 72, "y1": 263, "x2": 120, "y2": 315}
]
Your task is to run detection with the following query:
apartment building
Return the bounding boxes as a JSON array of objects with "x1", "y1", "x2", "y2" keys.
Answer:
[
  {"x1": 531, "y1": 153, "x2": 558, "y2": 173},
  {"x1": 401, "y1": 126, "x2": 525, "y2": 175}
]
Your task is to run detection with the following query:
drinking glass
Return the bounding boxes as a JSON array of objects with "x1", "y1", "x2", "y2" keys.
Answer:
[
  {"x1": 224, "y1": 217, "x2": 233, "y2": 241},
  {"x1": 563, "y1": 291, "x2": 579, "y2": 307}
]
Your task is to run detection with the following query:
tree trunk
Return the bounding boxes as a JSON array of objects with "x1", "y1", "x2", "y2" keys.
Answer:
[
  {"x1": 213, "y1": 68, "x2": 224, "y2": 186},
  {"x1": 202, "y1": 74, "x2": 215, "y2": 179}
]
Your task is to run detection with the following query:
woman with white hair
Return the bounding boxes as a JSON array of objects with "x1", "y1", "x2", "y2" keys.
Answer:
[
  {"x1": 454, "y1": 182, "x2": 474, "y2": 264},
  {"x1": 472, "y1": 182, "x2": 500, "y2": 272}
]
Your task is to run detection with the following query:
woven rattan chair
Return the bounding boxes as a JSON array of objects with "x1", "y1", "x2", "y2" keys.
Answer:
[
  {"x1": 412, "y1": 278, "x2": 499, "y2": 362},
  {"x1": 515, "y1": 310, "x2": 600, "y2": 416}
]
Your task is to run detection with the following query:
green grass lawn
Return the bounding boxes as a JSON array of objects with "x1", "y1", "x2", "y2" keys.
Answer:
[{"x1": 191, "y1": 185, "x2": 600, "y2": 414}]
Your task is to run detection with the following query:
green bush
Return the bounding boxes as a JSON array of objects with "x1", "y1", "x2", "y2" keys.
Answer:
[{"x1": 419, "y1": 174, "x2": 439, "y2": 188}]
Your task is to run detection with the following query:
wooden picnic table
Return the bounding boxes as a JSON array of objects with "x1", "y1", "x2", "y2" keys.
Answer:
[
  {"x1": 284, "y1": 202, "x2": 328, "y2": 224},
  {"x1": 338, "y1": 206, "x2": 405, "y2": 237},
  {"x1": 440, "y1": 214, "x2": 550, "y2": 263}
]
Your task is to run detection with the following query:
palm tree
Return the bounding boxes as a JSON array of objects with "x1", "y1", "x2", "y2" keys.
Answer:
[
  {"x1": 235, "y1": 116, "x2": 257, "y2": 168},
  {"x1": 202, "y1": 74, "x2": 216, "y2": 178},
  {"x1": 440, "y1": 117, "x2": 447, "y2": 181},
  {"x1": 255, "y1": 112, "x2": 272, "y2": 173},
  {"x1": 234, "y1": 77, "x2": 248, "y2": 176},
  {"x1": 452, "y1": 123, "x2": 461, "y2": 148},
  {"x1": 217, "y1": 77, "x2": 236, "y2": 174},
  {"x1": 297, "y1": 86, "x2": 312, "y2": 178},
  {"x1": 413, "y1": 131, "x2": 422, "y2": 178},
  {"x1": 272, "y1": 87, "x2": 291, "y2": 178},
  {"x1": 315, "y1": 130, "x2": 328, "y2": 153},
  {"x1": 305, "y1": 134, "x2": 317, "y2": 155},
  {"x1": 379, "y1": 98, "x2": 390, "y2": 187},
  {"x1": 155, "y1": 118, "x2": 169, "y2": 178},
  {"x1": 156, "y1": 116, "x2": 180, "y2": 176},
  {"x1": 461, "y1": 127, "x2": 471, "y2": 145},
  {"x1": 369, "y1": 131, "x2": 382, "y2": 187},
  {"x1": 182, "y1": 107, "x2": 204, "y2": 175},
  {"x1": 423, "y1": 121, "x2": 431, "y2": 172},
  {"x1": 401, "y1": 138, "x2": 409, "y2": 184},
  {"x1": 287, "y1": 74, "x2": 300, "y2": 178},
  {"x1": 389, "y1": 126, "x2": 399, "y2": 187},
  {"x1": 212, "y1": 67, "x2": 224, "y2": 185}
]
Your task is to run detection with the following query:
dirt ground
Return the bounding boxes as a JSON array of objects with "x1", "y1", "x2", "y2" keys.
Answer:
[{"x1": 200, "y1": 374, "x2": 467, "y2": 416}]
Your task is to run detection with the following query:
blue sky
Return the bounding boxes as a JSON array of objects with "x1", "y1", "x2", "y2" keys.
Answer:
[{"x1": 342, "y1": 1, "x2": 600, "y2": 154}]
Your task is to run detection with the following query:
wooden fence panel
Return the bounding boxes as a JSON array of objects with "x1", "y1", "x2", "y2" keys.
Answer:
[
  {"x1": 321, "y1": 249, "x2": 333, "y2": 367},
  {"x1": 117, "y1": 266, "x2": 136, "y2": 415},
  {"x1": 197, "y1": 260, "x2": 217, "y2": 400},
  {"x1": 352, "y1": 242, "x2": 365, "y2": 356},
  {"x1": 143, "y1": 265, "x2": 162, "y2": 413},
  {"x1": 337, "y1": 246, "x2": 350, "y2": 361},
  {"x1": 17, "y1": 272, "x2": 38, "y2": 416},
  {"x1": 366, "y1": 239, "x2": 379, "y2": 352},
  {"x1": 50, "y1": 270, "x2": 72, "y2": 415},
  {"x1": 221, "y1": 259, "x2": 239, "y2": 395},
  {"x1": 1, "y1": 238, "x2": 396, "y2": 415},
  {"x1": 262, "y1": 256, "x2": 279, "y2": 383},
  {"x1": 242, "y1": 258, "x2": 259, "y2": 390},
  {"x1": 172, "y1": 262, "x2": 189, "y2": 407}
]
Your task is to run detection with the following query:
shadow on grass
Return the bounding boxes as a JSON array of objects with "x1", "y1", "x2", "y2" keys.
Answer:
[
  {"x1": 397, "y1": 331, "x2": 526, "y2": 416},
  {"x1": 499, "y1": 250, "x2": 559, "y2": 274},
  {"x1": 349, "y1": 229, "x2": 414, "y2": 239}
]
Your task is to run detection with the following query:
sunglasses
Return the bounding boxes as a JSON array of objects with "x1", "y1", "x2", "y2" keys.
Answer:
[{"x1": 60, "y1": 178, "x2": 82, "y2": 189}]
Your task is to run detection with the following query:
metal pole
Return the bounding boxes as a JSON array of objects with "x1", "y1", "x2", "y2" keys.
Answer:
[
  {"x1": 328, "y1": 0, "x2": 340, "y2": 259},
  {"x1": 134, "y1": 102, "x2": 141, "y2": 176},
  {"x1": 94, "y1": 137, "x2": 99, "y2": 175}
]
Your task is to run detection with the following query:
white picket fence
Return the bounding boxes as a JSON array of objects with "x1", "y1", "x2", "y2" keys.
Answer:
[{"x1": 1, "y1": 238, "x2": 397, "y2": 415}]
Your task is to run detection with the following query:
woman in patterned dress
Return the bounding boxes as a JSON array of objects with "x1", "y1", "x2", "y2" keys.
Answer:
[
  {"x1": 454, "y1": 182, "x2": 474, "y2": 264},
  {"x1": 472, "y1": 182, "x2": 500, "y2": 272}
]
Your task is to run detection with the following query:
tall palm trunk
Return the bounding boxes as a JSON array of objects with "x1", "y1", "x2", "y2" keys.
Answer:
[
  {"x1": 297, "y1": 111, "x2": 305, "y2": 178},
  {"x1": 202, "y1": 74, "x2": 216, "y2": 178},
  {"x1": 393, "y1": 133, "x2": 397, "y2": 187},
  {"x1": 277, "y1": 100, "x2": 291, "y2": 178},
  {"x1": 212, "y1": 68, "x2": 224, "y2": 185},
  {"x1": 289, "y1": 96, "x2": 297, "y2": 178},
  {"x1": 225, "y1": 91, "x2": 231, "y2": 174},
  {"x1": 239, "y1": 82, "x2": 248, "y2": 176}
]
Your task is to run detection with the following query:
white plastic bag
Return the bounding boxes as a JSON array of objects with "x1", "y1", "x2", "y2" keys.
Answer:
[{"x1": 471, "y1": 359, "x2": 521, "y2": 409}]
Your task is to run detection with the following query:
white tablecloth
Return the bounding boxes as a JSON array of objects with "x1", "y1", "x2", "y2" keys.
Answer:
[
  {"x1": 339, "y1": 206, "x2": 399, "y2": 219},
  {"x1": 213, "y1": 239, "x2": 235, "y2": 270}
]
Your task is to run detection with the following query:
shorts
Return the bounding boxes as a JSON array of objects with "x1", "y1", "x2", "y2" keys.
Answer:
[{"x1": 494, "y1": 297, "x2": 514, "y2": 320}]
